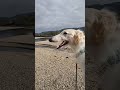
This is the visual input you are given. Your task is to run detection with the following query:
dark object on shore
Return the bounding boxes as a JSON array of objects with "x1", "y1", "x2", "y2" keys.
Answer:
[{"x1": 66, "y1": 57, "x2": 69, "y2": 58}]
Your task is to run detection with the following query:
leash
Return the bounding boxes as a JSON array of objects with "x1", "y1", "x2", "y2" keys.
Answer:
[
  {"x1": 75, "y1": 48, "x2": 85, "y2": 90},
  {"x1": 75, "y1": 63, "x2": 78, "y2": 90}
]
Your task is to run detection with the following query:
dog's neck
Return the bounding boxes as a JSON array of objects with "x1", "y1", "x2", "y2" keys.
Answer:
[
  {"x1": 76, "y1": 48, "x2": 85, "y2": 58},
  {"x1": 71, "y1": 42, "x2": 85, "y2": 55}
]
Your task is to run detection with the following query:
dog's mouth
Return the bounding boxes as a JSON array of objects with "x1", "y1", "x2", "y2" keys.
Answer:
[{"x1": 57, "y1": 40, "x2": 69, "y2": 49}]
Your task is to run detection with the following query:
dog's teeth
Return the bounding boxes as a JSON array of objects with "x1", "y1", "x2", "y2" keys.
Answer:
[{"x1": 57, "y1": 46, "x2": 61, "y2": 49}]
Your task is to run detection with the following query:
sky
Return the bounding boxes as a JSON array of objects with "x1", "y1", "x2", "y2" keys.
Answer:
[
  {"x1": 35, "y1": 0, "x2": 85, "y2": 33},
  {"x1": 0, "y1": 0, "x2": 119, "y2": 33},
  {"x1": 36, "y1": 0, "x2": 120, "y2": 33}
]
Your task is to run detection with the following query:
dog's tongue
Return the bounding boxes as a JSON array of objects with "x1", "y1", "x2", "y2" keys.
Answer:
[{"x1": 57, "y1": 41, "x2": 68, "y2": 49}]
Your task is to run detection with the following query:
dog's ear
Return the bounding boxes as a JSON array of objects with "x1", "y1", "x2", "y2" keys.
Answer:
[
  {"x1": 100, "y1": 9, "x2": 117, "y2": 33},
  {"x1": 89, "y1": 10, "x2": 117, "y2": 45},
  {"x1": 73, "y1": 30, "x2": 84, "y2": 45}
]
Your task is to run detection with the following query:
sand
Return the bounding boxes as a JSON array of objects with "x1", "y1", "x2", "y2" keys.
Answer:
[
  {"x1": 0, "y1": 33, "x2": 34, "y2": 90},
  {"x1": 35, "y1": 37, "x2": 85, "y2": 90}
]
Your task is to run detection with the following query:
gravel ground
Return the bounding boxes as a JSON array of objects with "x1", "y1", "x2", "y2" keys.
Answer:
[{"x1": 35, "y1": 37, "x2": 85, "y2": 90}]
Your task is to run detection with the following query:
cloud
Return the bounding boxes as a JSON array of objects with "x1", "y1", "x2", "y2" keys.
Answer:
[{"x1": 35, "y1": 0, "x2": 85, "y2": 32}]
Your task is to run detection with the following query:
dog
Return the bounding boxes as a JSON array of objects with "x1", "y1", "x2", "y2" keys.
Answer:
[
  {"x1": 49, "y1": 29, "x2": 85, "y2": 54},
  {"x1": 49, "y1": 29, "x2": 85, "y2": 81},
  {"x1": 86, "y1": 8, "x2": 120, "y2": 90},
  {"x1": 86, "y1": 8, "x2": 119, "y2": 62}
]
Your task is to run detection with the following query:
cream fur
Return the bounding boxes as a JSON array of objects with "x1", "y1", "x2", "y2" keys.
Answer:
[{"x1": 50, "y1": 29, "x2": 85, "y2": 79}]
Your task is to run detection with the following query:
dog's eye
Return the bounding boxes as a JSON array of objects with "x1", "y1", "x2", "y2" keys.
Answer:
[{"x1": 63, "y1": 32, "x2": 67, "y2": 35}]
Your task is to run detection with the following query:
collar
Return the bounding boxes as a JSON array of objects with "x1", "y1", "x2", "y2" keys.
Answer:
[{"x1": 76, "y1": 48, "x2": 85, "y2": 58}]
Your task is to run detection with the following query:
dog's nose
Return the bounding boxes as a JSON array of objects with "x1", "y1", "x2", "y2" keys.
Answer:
[{"x1": 49, "y1": 38, "x2": 53, "y2": 42}]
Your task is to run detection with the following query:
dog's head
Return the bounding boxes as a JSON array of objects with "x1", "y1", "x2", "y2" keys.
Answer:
[
  {"x1": 49, "y1": 29, "x2": 85, "y2": 49},
  {"x1": 86, "y1": 8, "x2": 117, "y2": 45}
]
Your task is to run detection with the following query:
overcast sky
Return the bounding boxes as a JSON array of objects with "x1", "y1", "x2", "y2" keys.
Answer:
[
  {"x1": 35, "y1": 0, "x2": 85, "y2": 33},
  {"x1": 0, "y1": 0, "x2": 119, "y2": 33},
  {"x1": 36, "y1": 0, "x2": 120, "y2": 33}
]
